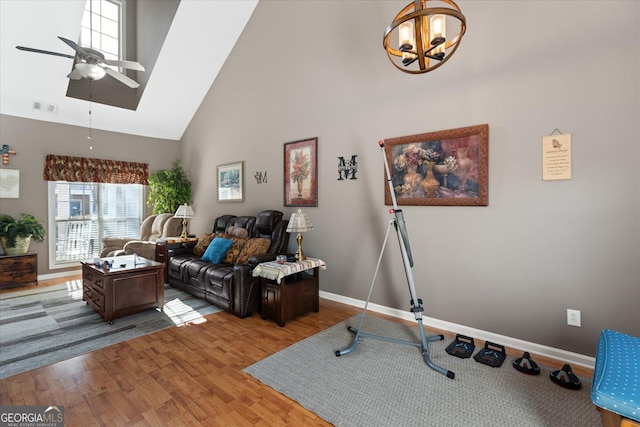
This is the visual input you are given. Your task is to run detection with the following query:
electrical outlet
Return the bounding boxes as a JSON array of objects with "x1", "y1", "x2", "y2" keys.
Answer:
[{"x1": 567, "y1": 309, "x2": 581, "y2": 327}]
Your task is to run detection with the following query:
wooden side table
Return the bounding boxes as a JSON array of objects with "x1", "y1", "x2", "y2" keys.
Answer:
[
  {"x1": 0, "y1": 252, "x2": 37, "y2": 288},
  {"x1": 253, "y1": 258, "x2": 325, "y2": 326}
]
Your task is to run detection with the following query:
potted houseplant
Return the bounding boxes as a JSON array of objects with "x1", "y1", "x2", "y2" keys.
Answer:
[
  {"x1": 147, "y1": 159, "x2": 192, "y2": 214},
  {"x1": 0, "y1": 213, "x2": 46, "y2": 255}
]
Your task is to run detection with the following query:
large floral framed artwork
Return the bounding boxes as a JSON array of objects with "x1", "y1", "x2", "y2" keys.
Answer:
[
  {"x1": 383, "y1": 124, "x2": 489, "y2": 206},
  {"x1": 284, "y1": 137, "x2": 318, "y2": 207}
]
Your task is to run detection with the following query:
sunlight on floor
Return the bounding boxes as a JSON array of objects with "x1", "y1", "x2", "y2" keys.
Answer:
[
  {"x1": 58, "y1": 276, "x2": 209, "y2": 326},
  {"x1": 163, "y1": 298, "x2": 208, "y2": 326},
  {"x1": 65, "y1": 279, "x2": 84, "y2": 300}
]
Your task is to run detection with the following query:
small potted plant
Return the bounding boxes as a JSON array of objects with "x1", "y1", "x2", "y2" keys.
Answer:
[{"x1": 0, "y1": 213, "x2": 46, "y2": 255}]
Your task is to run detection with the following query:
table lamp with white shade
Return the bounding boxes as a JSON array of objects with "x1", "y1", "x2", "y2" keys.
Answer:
[
  {"x1": 174, "y1": 203, "x2": 195, "y2": 239},
  {"x1": 286, "y1": 209, "x2": 314, "y2": 260}
]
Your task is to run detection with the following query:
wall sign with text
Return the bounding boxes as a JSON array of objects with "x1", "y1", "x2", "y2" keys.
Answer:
[{"x1": 542, "y1": 133, "x2": 571, "y2": 181}]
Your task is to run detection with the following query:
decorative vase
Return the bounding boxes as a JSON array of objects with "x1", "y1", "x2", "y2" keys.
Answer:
[
  {"x1": 296, "y1": 180, "x2": 303, "y2": 197},
  {"x1": 455, "y1": 147, "x2": 472, "y2": 190},
  {"x1": 1, "y1": 235, "x2": 31, "y2": 255},
  {"x1": 421, "y1": 161, "x2": 440, "y2": 197},
  {"x1": 402, "y1": 164, "x2": 423, "y2": 194},
  {"x1": 434, "y1": 164, "x2": 451, "y2": 188}
]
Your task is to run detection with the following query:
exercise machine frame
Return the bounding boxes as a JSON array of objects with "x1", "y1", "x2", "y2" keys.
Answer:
[{"x1": 335, "y1": 140, "x2": 454, "y2": 379}]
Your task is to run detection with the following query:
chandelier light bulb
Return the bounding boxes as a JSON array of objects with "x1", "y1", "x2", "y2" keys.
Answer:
[
  {"x1": 399, "y1": 21, "x2": 414, "y2": 50},
  {"x1": 430, "y1": 14, "x2": 445, "y2": 38},
  {"x1": 430, "y1": 14, "x2": 446, "y2": 55}
]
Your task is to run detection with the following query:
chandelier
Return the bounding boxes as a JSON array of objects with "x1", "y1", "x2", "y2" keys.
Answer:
[{"x1": 383, "y1": 0, "x2": 466, "y2": 74}]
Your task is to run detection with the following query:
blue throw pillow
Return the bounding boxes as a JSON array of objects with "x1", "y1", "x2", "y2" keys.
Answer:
[{"x1": 201, "y1": 237, "x2": 233, "y2": 263}]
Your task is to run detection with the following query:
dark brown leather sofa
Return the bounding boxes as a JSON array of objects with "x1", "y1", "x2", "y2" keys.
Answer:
[{"x1": 167, "y1": 210, "x2": 290, "y2": 318}]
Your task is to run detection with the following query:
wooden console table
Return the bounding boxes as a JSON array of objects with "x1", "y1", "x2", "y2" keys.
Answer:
[
  {"x1": 81, "y1": 255, "x2": 165, "y2": 324},
  {"x1": 0, "y1": 252, "x2": 37, "y2": 288},
  {"x1": 253, "y1": 258, "x2": 325, "y2": 326}
]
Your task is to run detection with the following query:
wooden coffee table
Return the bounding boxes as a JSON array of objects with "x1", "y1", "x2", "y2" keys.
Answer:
[{"x1": 81, "y1": 255, "x2": 165, "y2": 324}]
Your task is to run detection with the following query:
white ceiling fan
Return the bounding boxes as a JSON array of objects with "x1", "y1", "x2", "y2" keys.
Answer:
[{"x1": 16, "y1": 36, "x2": 145, "y2": 89}]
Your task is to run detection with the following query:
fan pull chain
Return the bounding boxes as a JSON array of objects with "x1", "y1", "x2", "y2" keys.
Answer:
[{"x1": 88, "y1": 80, "x2": 93, "y2": 150}]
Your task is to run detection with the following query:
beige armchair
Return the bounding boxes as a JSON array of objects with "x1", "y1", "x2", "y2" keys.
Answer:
[{"x1": 101, "y1": 213, "x2": 182, "y2": 260}]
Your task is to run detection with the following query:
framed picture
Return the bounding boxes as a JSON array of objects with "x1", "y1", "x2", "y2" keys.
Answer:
[
  {"x1": 284, "y1": 137, "x2": 318, "y2": 207},
  {"x1": 383, "y1": 124, "x2": 489, "y2": 206},
  {"x1": 216, "y1": 161, "x2": 244, "y2": 202},
  {"x1": 0, "y1": 169, "x2": 20, "y2": 199}
]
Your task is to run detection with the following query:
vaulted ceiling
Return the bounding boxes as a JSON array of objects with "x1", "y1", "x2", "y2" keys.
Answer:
[{"x1": 0, "y1": 0, "x2": 258, "y2": 141}]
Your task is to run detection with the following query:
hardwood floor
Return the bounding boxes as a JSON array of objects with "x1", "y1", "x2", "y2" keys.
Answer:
[
  {"x1": 0, "y1": 276, "x2": 593, "y2": 426},
  {"x1": 1, "y1": 276, "x2": 358, "y2": 426}
]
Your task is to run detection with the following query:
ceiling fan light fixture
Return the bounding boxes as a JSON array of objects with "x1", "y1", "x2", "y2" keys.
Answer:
[
  {"x1": 17, "y1": 37, "x2": 144, "y2": 88},
  {"x1": 75, "y1": 63, "x2": 106, "y2": 80}
]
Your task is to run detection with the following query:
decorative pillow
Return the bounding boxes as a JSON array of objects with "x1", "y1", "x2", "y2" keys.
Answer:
[
  {"x1": 235, "y1": 238, "x2": 271, "y2": 265},
  {"x1": 222, "y1": 236, "x2": 248, "y2": 264},
  {"x1": 216, "y1": 232, "x2": 235, "y2": 240},
  {"x1": 193, "y1": 233, "x2": 215, "y2": 257},
  {"x1": 227, "y1": 226, "x2": 249, "y2": 239},
  {"x1": 201, "y1": 237, "x2": 233, "y2": 264}
]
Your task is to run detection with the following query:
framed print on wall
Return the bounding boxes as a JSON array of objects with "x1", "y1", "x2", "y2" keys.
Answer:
[
  {"x1": 284, "y1": 137, "x2": 318, "y2": 207},
  {"x1": 0, "y1": 169, "x2": 20, "y2": 198},
  {"x1": 383, "y1": 124, "x2": 489, "y2": 206},
  {"x1": 216, "y1": 161, "x2": 244, "y2": 202}
]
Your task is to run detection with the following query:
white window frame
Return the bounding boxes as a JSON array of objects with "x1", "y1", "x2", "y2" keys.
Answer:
[
  {"x1": 47, "y1": 181, "x2": 144, "y2": 269},
  {"x1": 80, "y1": 0, "x2": 125, "y2": 63}
]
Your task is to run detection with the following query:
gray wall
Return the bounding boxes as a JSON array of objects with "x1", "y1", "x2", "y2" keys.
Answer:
[
  {"x1": 0, "y1": 114, "x2": 180, "y2": 276},
  {"x1": 180, "y1": 0, "x2": 640, "y2": 357}
]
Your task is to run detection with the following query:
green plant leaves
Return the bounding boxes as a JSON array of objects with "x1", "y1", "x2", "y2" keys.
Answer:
[
  {"x1": 146, "y1": 159, "x2": 192, "y2": 214},
  {"x1": 0, "y1": 213, "x2": 46, "y2": 248}
]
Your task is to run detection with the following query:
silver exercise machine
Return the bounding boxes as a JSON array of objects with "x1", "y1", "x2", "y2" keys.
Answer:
[{"x1": 335, "y1": 140, "x2": 455, "y2": 380}]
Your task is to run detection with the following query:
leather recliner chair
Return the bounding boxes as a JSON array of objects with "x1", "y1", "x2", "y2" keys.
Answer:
[{"x1": 101, "y1": 213, "x2": 182, "y2": 259}]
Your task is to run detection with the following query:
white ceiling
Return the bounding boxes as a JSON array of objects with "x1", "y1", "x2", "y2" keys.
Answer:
[{"x1": 0, "y1": 0, "x2": 258, "y2": 141}]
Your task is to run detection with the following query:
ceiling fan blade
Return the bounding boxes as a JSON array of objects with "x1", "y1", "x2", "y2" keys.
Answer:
[
  {"x1": 16, "y1": 45, "x2": 75, "y2": 59},
  {"x1": 104, "y1": 59, "x2": 145, "y2": 72},
  {"x1": 67, "y1": 68, "x2": 83, "y2": 80},
  {"x1": 57, "y1": 36, "x2": 88, "y2": 56},
  {"x1": 104, "y1": 67, "x2": 140, "y2": 89}
]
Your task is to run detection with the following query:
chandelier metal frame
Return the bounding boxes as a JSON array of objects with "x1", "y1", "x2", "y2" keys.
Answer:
[{"x1": 383, "y1": 0, "x2": 466, "y2": 74}]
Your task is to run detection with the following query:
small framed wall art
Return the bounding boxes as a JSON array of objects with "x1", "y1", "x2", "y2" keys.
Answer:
[
  {"x1": 383, "y1": 124, "x2": 489, "y2": 206},
  {"x1": 284, "y1": 137, "x2": 318, "y2": 207},
  {"x1": 216, "y1": 161, "x2": 244, "y2": 202},
  {"x1": 0, "y1": 169, "x2": 20, "y2": 198}
]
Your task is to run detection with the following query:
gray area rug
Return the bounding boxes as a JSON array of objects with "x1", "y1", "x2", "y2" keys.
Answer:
[
  {"x1": 0, "y1": 281, "x2": 222, "y2": 379},
  {"x1": 244, "y1": 315, "x2": 600, "y2": 427}
]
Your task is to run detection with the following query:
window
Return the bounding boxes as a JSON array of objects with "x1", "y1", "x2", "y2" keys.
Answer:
[
  {"x1": 48, "y1": 181, "x2": 144, "y2": 268},
  {"x1": 80, "y1": 0, "x2": 123, "y2": 62}
]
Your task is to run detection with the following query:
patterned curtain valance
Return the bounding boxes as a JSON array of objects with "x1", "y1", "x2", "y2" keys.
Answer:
[{"x1": 43, "y1": 154, "x2": 149, "y2": 184}]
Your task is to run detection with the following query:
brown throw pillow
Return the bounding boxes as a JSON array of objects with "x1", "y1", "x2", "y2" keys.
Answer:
[
  {"x1": 222, "y1": 236, "x2": 248, "y2": 264},
  {"x1": 235, "y1": 238, "x2": 271, "y2": 265},
  {"x1": 193, "y1": 233, "x2": 215, "y2": 257}
]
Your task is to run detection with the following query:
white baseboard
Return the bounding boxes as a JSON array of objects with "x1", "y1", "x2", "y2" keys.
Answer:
[
  {"x1": 320, "y1": 290, "x2": 595, "y2": 370},
  {"x1": 38, "y1": 269, "x2": 81, "y2": 282}
]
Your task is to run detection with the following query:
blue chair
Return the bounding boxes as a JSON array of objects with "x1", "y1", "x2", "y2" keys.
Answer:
[{"x1": 591, "y1": 329, "x2": 640, "y2": 427}]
